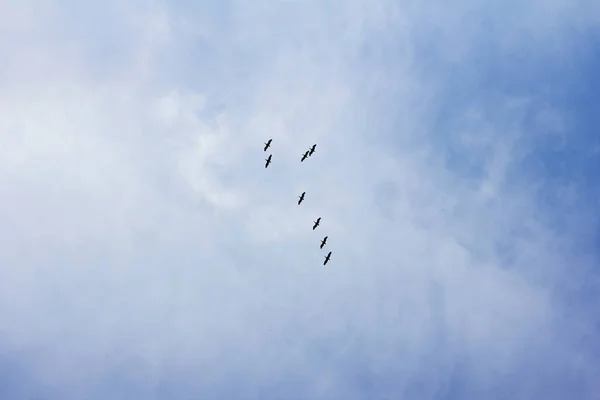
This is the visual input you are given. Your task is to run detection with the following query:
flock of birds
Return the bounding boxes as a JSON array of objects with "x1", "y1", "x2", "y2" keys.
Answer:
[{"x1": 263, "y1": 138, "x2": 332, "y2": 266}]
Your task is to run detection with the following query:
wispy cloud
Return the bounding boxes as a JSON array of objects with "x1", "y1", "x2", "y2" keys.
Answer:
[{"x1": 1, "y1": 0, "x2": 599, "y2": 398}]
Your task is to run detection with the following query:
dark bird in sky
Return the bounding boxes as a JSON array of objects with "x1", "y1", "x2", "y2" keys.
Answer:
[
  {"x1": 263, "y1": 139, "x2": 272, "y2": 151},
  {"x1": 312, "y1": 217, "x2": 321, "y2": 230},
  {"x1": 301, "y1": 150, "x2": 309, "y2": 162},
  {"x1": 298, "y1": 192, "x2": 306, "y2": 205},
  {"x1": 323, "y1": 251, "x2": 332, "y2": 266},
  {"x1": 308, "y1": 144, "x2": 316, "y2": 156},
  {"x1": 320, "y1": 236, "x2": 328, "y2": 249},
  {"x1": 265, "y1": 154, "x2": 272, "y2": 168}
]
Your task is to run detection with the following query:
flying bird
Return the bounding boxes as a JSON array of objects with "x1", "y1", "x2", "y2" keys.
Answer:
[
  {"x1": 312, "y1": 217, "x2": 321, "y2": 230},
  {"x1": 301, "y1": 150, "x2": 309, "y2": 162},
  {"x1": 320, "y1": 236, "x2": 328, "y2": 249},
  {"x1": 298, "y1": 192, "x2": 306, "y2": 205},
  {"x1": 308, "y1": 144, "x2": 316, "y2": 156},
  {"x1": 263, "y1": 139, "x2": 272, "y2": 151},
  {"x1": 323, "y1": 251, "x2": 332, "y2": 266},
  {"x1": 265, "y1": 154, "x2": 272, "y2": 168}
]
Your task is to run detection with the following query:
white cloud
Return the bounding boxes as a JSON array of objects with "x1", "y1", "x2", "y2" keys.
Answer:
[{"x1": 0, "y1": 0, "x2": 599, "y2": 398}]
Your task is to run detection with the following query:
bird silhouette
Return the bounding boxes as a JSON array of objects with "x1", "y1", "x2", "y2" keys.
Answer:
[
  {"x1": 263, "y1": 139, "x2": 272, "y2": 151},
  {"x1": 298, "y1": 192, "x2": 306, "y2": 205},
  {"x1": 320, "y1": 236, "x2": 328, "y2": 249}
]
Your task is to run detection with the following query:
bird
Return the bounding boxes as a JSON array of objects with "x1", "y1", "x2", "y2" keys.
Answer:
[
  {"x1": 263, "y1": 139, "x2": 272, "y2": 151},
  {"x1": 301, "y1": 150, "x2": 309, "y2": 162},
  {"x1": 265, "y1": 154, "x2": 272, "y2": 168},
  {"x1": 308, "y1": 144, "x2": 316, "y2": 156},
  {"x1": 320, "y1": 236, "x2": 328, "y2": 249},
  {"x1": 312, "y1": 217, "x2": 321, "y2": 230},
  {"x1": 323, "y1": 251, "x2": 332, "y2": 265},
  {"x1": 298, "y1": 192, "x2": 306, "y2": 205}
]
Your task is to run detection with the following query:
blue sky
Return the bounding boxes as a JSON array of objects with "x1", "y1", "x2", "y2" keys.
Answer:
[{"x1": 1, "y1": 0, "x2": 599, "y2": 399}]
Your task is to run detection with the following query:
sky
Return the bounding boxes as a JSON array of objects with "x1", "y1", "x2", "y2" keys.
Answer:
[{"x1": 1, "y1": 0, "x2": 600, "y2": 399}]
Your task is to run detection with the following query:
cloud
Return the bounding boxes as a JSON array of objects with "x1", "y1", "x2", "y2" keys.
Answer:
[{"x1": 0, "y1": 0, "x2": 599, "y2": 399}]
